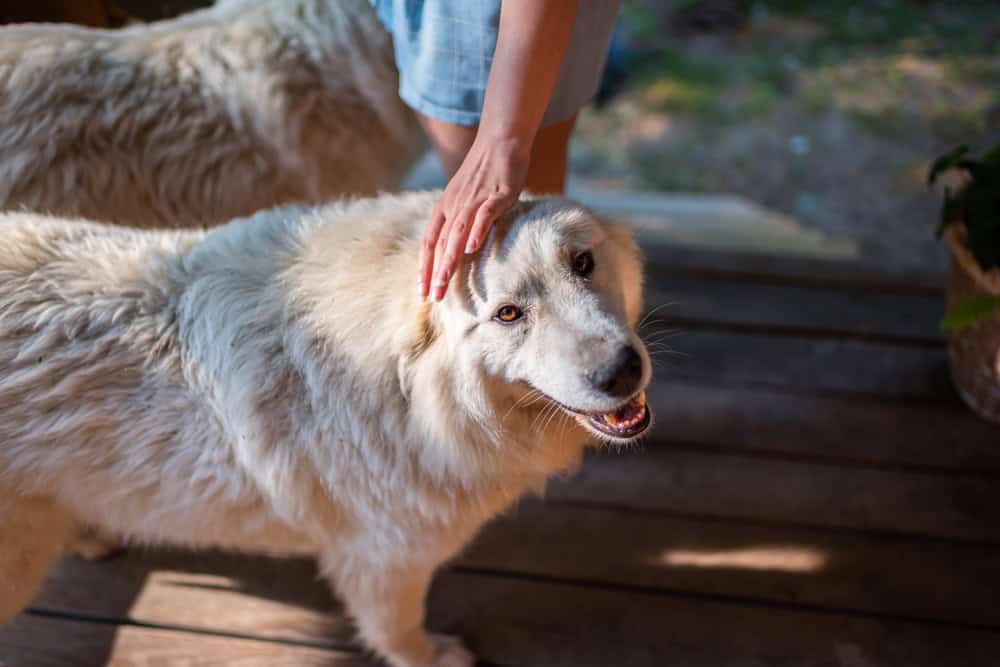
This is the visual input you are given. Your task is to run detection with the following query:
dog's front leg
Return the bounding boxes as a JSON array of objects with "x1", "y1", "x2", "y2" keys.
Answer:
[{"x1": 322, "y1": 553, "x2": 474, "y2": 667}]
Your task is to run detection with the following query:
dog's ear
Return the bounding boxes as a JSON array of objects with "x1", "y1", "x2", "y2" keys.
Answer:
[{"x1": 396, "y1": 300, "x2": 438, "y2": 402}]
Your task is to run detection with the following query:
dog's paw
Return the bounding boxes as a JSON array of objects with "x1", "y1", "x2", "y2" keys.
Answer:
[
  {"x1": 428, "y1": 634, "x2": 475, "y2": 667},
  {"x1": 71, "y1": 528, "x2": 124, "y2": 561}
]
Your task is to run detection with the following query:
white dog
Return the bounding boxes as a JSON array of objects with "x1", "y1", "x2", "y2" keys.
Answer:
[
  {"x1": 0, "y1": 0, "x2": 421, "y2": 228},
  {"x1": 0, "y1": 191, "x2": 652, "y2": 667}
]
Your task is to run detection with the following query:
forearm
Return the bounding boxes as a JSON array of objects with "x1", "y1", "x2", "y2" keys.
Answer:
[{"x1": 477, "y1": 0, "x2": 580, "y2": 156}]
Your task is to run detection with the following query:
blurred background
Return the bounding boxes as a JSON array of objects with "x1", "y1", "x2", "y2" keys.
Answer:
[
  {"x1": 9, "y1": 0, "x2": 1000, "y2": 274},
  {"x1": 572, "y1": 0, "x2": 1000, "y2": 275},
  {"x1": 108, "y1": 0, "x2": 1000, "y2": 276},
  {"x1": 11, "y1": 0, "x2": 997, "y2": 276}
]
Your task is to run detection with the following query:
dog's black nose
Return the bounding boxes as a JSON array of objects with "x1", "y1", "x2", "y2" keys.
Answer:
[{"x1": 587, "y1": 345, "x2": 643, "y2": 398}]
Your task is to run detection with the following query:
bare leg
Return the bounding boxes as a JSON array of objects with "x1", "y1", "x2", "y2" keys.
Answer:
[
  {"x1": 321, "y1": 552, "x2": 474, "y2": 667},
  {"x1": 0, "y1": 495, "x2": 75, "y2": 622},
  {"x1": 418, "y1": 112, "x2": 578, "y2": 194}
]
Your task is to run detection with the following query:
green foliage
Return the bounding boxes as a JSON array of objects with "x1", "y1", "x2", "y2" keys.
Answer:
[
  {"x1": 927, "y1": 145, "x2": 970, "y2": 186},
  {"x1": 930, "y1": 142, "x2": 1000, "y2": 331},
  {"x1": 940, "y1": 296, "x2": 1000, "y2": 332},
  {"x1": 928, "y1": 142, "x2": 1000, "y2": 271}
]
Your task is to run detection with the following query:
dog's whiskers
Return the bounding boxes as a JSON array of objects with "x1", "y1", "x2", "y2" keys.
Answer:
[
  {"x1": 641, "y1": 328, "x2": 682, "y2": 344},
  {"x1": 502, "y1": 388, "x2": 544, "y2": 423},
  {"x1": 637, "y1": 302, "x2": 675, "y2": 331}
]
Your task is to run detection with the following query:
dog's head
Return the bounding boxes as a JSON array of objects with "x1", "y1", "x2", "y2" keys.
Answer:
[{"x1": 438, "y1": 198, "x2": 652, "y2": 443}]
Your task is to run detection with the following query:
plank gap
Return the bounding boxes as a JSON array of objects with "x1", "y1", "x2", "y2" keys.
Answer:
[
  {"x1": 25, "y1": 606, "x2": 362, "y2": 654},
  {"x1": 448, "y1": 565, "x2": 1000, "y2": 634},
  {"x1": 645, "y1": 316, "x2": 944, "y2": 348},
  {"x1": 640, "y1": 439, "x2": 1000, "y2": 480},
  {"x1": 539, "y1": 498, "x2": 1000, "y2": 549}
]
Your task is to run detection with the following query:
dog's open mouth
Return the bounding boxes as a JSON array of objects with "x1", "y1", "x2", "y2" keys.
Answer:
[{"x1": 570, "y1": 392, "x2": 651, "y2": 440}]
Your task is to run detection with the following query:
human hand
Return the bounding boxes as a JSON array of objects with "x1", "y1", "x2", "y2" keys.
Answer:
[{"x1": 418, "y1": 136, "x2": 529, "y2": 302}]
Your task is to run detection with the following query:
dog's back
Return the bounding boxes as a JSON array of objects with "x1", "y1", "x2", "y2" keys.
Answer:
[{"x1": 0, "y1": 216, "x2": 197, "y2": 496}]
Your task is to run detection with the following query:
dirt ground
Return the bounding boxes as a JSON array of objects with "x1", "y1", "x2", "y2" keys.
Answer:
[{"x1": 572, "y1": 0, "x2": 1000, "y2": 271}]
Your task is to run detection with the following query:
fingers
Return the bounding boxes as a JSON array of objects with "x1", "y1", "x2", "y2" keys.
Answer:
[
  {"x1": 430, "y1": 203, "x2": 478, "y2": 303},
  {"x1": 465, "y1": 192, "x2": 510, "y2": 254},
  {"x1": 424, "y1": 190, "x2": 517, "y2": 303},
  {"x1": 418, "y1": 205, "x2": 446, "y2": 299}
]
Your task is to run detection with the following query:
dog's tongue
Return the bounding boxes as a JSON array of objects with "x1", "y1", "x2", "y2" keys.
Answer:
[{"x1": 601, "y1": 392, "x2": 647, "y2": 428}]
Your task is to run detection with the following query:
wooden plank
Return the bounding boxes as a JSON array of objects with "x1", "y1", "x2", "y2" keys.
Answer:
[
  {"x1": 27, "y1": 549, "x2": 1000, "y2": 667},
  {"x1": 31, "y1": 550, "x2": 356, "y2": 648},
  {"x1": 651, "y1": 329, "x2": 952, "y2": 399},
  {"x1": 643, "y1": 274, "x2": 944, "y2": 342},
  {"x1": 640, "y1": 242, "x2": 948, "y2": 293},
  {"x1": 37, "y1": 498, "x2": 1000, "y2": 636},
  {"x1": 548, "y1": 447, "x2": 1000, "y2": 543},
  {"x1": 461, "y1": 500, "x2": 1000, "y2": 627},
  {"x1": 572, "y1": 189, "x2": 949, "y2": 292},
  {"x1": 644, "y1": 379, "x2": 1000, "y2": 473},
  {"x1": 430, "y1": 571, "x2": 1000, "y2": 667},
  {"x1": 0, "y1": 612, "x2": 369, "y2": 667}
]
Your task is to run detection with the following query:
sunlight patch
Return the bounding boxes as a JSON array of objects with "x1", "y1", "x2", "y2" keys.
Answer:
[{"x1": 655, "y1": 546, "x2": 828, "y2": 573}]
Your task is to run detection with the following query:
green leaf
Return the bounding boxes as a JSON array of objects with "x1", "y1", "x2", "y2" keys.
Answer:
[
  {"x1": 928, "y1": 145, "x2": 970, "y2": 186},
  {"x1": 941, "y1": 296, "x2": 1000, "y2": 332}
]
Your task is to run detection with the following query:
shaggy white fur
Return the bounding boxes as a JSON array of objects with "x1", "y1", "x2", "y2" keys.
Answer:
[
  {"x1": 0, "y1": 191, "x2": 651, "y2": 667},
  {"x1": 0, "y1": 0, "x2": 421, "y2": 228}
]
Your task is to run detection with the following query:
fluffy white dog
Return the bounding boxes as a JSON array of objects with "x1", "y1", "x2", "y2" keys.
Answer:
[
  {"x1": 0, "y1": 0, "x2": 421, "y2": 227},
  {"x1": 0, "y1": 191, "x2": 652, "y2": 667}
]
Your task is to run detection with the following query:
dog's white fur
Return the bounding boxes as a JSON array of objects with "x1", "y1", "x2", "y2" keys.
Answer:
[
  {"x1": 0, "y1": 0, "x2": 421, "y2": 228},
  {"x1": 0, "y1": 191, "x2": 649, "y2": 667}
]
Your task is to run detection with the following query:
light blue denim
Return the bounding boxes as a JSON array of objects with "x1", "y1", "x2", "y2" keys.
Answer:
[{"x1": 371, "y1": 0, "x2": 622, "y2": 127}]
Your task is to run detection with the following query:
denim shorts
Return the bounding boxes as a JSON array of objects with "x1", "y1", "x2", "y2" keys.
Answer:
[{"x1": 370, "y1": 0, "x2": 622, "y2": 127}]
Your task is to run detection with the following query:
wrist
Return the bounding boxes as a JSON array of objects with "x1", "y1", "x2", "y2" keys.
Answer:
[{"x1": 472, "y1": 128, "x2": 533, "y2": 167}]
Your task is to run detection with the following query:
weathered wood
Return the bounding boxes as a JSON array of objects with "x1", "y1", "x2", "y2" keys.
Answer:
[
  {"x1": 461, "y1": 500, "x2": 1000, "y2": 627},
  {"x1": 548, "y1": 447, "x2": 1000, "y2": 543},
  {"x1": 644, "y1": 379, "x2": 1000, "y2": 473},
  {"x1": 431, "y1": 571, "x2": 1000, "y2": 667},
  {"x1": 32, "y1": 550, "x2": 355, "y2": 648},
  {"x1": 643, "y1": 274, "x2": 944, "y2": 343},
  {"x1": 24, "y1": 547, "x2": 1000, "y2": 667},
  {"x1": 0, "y1": 612, "x2": 370, "y2": 667},
  {"x1": 640, "y1": 242, "x2": 947, "y2": 293},
  {"x1": 34, "y1": 492, "x2": 1000, "y2": 636},
  {"x1": 652, "y1": 329, "x2": 952, "y2": 398}
]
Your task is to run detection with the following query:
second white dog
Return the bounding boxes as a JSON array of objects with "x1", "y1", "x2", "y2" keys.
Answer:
[
  {"x1": 0, "y1": 0, "x2": 421, "y2": 227},
  {"x1": 0, "y1": 191, "x2": 652, "y2": 667}
]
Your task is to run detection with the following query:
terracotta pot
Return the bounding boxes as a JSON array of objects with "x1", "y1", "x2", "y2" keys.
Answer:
[{"x1": 944, "y1": 225, "x2": 1000, "y2": 424}]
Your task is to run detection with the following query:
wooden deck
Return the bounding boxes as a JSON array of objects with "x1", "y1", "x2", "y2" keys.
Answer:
[{"x1": 3, "y1": 237, "x2": 1000, "y2": 667}]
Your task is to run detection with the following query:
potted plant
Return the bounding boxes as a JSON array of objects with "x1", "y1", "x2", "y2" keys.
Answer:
[{"x1": 929, "y1": 142, "x2": 1000, "y2": 423}]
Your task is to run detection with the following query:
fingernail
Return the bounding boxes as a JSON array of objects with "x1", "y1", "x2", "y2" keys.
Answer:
[{"x1": 465, "y1": 238, "x2": 478, "y2": 254}]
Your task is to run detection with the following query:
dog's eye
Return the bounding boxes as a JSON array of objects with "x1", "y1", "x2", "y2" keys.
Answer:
[
  {"x1": 495, "y1": 305, "x2": 523, "y2": 323},
  {"x1": 572, "y1": 251, "x2": 595, "y2": 277}
]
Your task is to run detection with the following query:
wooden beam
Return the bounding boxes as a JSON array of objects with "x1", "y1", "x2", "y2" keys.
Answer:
[
  {"x1": 0, "y1": 612, "x2": 371, "y2": 667},
  {"x1": 643, "y1": 274, "x2": 943, "y2": 343},
  {"x1": 19, "y1": 543, "x2": 1000, "y2": 667},
  {"x1": 643, "y1": 379, "x2": 1000, "y2": 473},
  {"x1": 461, "y1": 500, "x2": 1000, "y2": 627},
  {"x1": 549, "y1": 447, "x2": 1000, "y2": 543}
]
